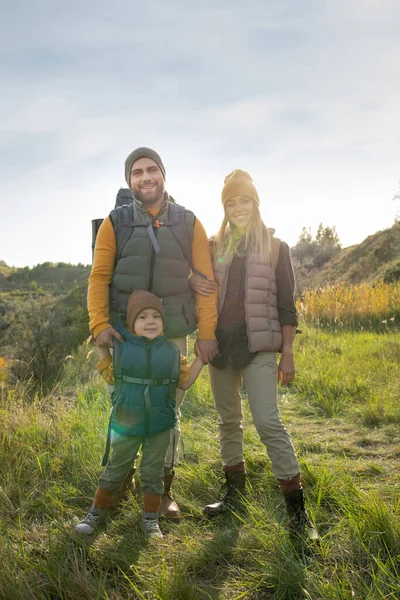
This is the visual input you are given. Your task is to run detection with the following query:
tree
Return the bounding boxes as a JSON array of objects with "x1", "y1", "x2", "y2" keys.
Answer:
[
  {"x1": 291, "y1": 227, "x2": 317, "y2": 263},
  {"x1": 1, "y1": 288, "x2": 89, "y2": 392},
  {"x1": 292, "y1": 223, "x2": 341, "y2": 267},
  {"x1": 291, "y1": 224, "x2": 342, "y2": 294},
  {"x1": 313, "y1": 223, "x2": 341, "y2": 267},
  {"x1": 315, "y1": 223, "x2": 341, "y2": 248}
]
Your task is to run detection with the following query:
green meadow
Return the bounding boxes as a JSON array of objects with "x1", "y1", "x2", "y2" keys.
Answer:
[{"x1": 0, "y1": 327, "x2": 399, "y2": 600}]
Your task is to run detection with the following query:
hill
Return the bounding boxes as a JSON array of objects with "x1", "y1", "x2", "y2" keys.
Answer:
[
  {"x1": 0, "y1": 261, "x2": 91, "y2": 293},
  {"x1": 294, "y1": 221, "x2": 400, "y2": 291},
  {"x1": 1, "y1": 221, "x2": 399, "y2": 298},
  {"x1": 0, "y1": 262, "x2": 91, "y2": 343}
]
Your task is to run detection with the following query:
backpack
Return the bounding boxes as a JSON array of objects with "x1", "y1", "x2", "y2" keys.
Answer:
[
  {"x1": 91, "y1": 188, "x2": 136, "y2": 259},
  {"x1": 86, "y1": 189, "x2": 204, "y2": 313},
  {"x1": 91, "y1": 188, "x2": 188, "y2": 260}
]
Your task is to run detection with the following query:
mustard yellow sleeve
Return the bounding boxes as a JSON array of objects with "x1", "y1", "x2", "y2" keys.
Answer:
[
  {"x1": 178, "y1": 355, "x2": 191, "y2": 388},
  {"x1": 88, "y1": 217, "x2": 116, "y2": 338},
  {"x1": 96, "y1": 355, "x2": 115, "y2": 384},
  {"x1": 191, "y1": 218, "x2": 218, "y2": 340}
]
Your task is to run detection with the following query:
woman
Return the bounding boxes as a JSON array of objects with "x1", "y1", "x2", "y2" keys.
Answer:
[{"x1": 190, "y1": 169, "x2": 318, "y2": 540}]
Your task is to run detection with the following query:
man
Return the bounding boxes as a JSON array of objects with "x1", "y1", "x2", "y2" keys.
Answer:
[{"x1": 88, "y1": 147, "x2": 218, "y2": 518}]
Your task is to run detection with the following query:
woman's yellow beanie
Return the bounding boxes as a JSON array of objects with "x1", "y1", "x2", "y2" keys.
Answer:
[{"x1": 221, "y1": 169, "x2": 260, "y2": 206}]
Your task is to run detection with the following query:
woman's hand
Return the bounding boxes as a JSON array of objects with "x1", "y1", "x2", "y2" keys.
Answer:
[
  {"x1": 189, "y1": 273, "x2": 216, "y2": 296},
  {"x1": 278, "y1": 351, "x2": 295, "y2": 386}
]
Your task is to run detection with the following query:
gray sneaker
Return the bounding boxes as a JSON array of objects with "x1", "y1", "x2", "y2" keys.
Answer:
[
  {"x1": 141, "y1": 511, "x2": 163, "y2": 538},
  {"x1": 75, "y1": 506, "x2": 105, "y2": 535}
]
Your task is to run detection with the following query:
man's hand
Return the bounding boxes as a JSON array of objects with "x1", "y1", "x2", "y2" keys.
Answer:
[
  {"x1": 94, "y1": 327, "x2": 123, "y2": 348},
  {"x1": 189, "y1": 274, "x2": 216, "y2": 296},
  {"x1": 278, "y1": 351, "x2": 295, "y2": 386},
  {"x1": 194, "y1": 339, "x2": 218, "y2": 364}
]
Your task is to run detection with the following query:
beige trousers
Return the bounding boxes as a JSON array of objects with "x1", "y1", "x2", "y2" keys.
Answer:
[
  {"x1": 107, "y1": 336, "x2": 187, "y2": 469},
  {"x1": 208, "y1": 352, "x2": 300, "y2": 480}
]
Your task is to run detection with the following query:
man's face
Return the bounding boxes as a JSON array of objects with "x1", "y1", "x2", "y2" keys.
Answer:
[{"x1": 130, "y1": 157, "x2": 165, "y2": 206}]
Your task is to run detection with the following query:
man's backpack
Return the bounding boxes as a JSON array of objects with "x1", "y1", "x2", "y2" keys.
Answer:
[
  {"x1": 87, "y1": 189, "x2": 200, "y2": 314},
  {"x1": 91, "y1": 188, "x2": 134, "y2": 259},
  {"x1": 91, "y1": 188, "x2": 182, "y2": 260}
]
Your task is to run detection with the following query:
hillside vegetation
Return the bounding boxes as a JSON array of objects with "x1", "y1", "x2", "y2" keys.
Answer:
[
  {"x1": 0, "y1": 261, "x2": 90, "y2": 293},
  {"x1": 0, "y1": 223, "x2": 399, "y2": 598},
  {"x1": 0, "y1": 221, "x2": 398, "y2": 390},
  {"x1": 304, "y1": 221, "x2": 400, "y2": 290}
]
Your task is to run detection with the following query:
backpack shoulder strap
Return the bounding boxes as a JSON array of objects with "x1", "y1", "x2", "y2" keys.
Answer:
[
  {"x1": 101, "y1": 338, "x2": 123, "y2": 467},
  {"x1": 110, "y1": 204, "x2": 136, "y2": 263},
  {"x1": 112, "y1": 338, "x2": 123, "y2": 386},
  {"x1": 271, "y1": 237, "x2": 281, "y2": 272},
  {"x1": 171, "y1": 342, "x2": 181, "y2": 383},
  {"x1": 166, "y1": 201, "x2": 195, "y2": 264},
  {"x1": 110, "y1": 198, "x2": 195, "y2": 263}
]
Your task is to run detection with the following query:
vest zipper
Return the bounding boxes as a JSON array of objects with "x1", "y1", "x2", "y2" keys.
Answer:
[
  {"x1": 148, "y1": 226, "x2": 157, "y2": 292},
  {"x1": 146, "y1": 341, "x2": 152, "y2": 379},
  {"x1": 144, "y1": 341, "x2": 152, "y2": 435}
]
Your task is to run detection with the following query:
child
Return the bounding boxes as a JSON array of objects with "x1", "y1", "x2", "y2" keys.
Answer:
[{"x1": 75, "y1": 290, "x2": 203, "y2": 538}]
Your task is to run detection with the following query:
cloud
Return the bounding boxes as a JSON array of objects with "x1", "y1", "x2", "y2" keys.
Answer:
[{"x1": 1, "y1": 1, "x2": 399, "y2": 266}]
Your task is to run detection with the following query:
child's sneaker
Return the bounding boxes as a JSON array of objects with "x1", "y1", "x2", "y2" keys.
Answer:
[
  {"x1": 75, "y1": 506, "x2": 105, "y2": 535},
  {"x1": 141, "y1": 511, "x2": 163, "y2": 538}
]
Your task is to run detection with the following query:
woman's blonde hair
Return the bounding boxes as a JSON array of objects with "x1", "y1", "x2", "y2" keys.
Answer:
[{"x1": 213, "y1": 197, "x2": 272, "y2": 265}]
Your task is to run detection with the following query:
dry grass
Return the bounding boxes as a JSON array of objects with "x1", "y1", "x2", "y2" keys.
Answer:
[{"x1": 297, "y1": 280, "x2": 400, "y2": 330}]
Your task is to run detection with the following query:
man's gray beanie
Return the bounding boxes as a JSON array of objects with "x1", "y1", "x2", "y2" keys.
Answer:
[{"x1": 125, "y1": 147, "x2": 166, "y2": 186}]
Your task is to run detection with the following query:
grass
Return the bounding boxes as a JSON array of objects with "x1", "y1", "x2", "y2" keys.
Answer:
[
  {"x1": 296, "y1": 280, "x2": 400, "y2": 331},
  {"x1": 0, "y1": 328, "x2": 399, "y2": 599}
]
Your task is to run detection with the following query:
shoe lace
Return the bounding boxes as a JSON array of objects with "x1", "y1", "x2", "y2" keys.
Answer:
[
  {"x1": 81, "y1": 511, "x2": 99, "y2": 525},
  {"x1": 143, "y1": 517, "x2": 160, "y2": 534}
]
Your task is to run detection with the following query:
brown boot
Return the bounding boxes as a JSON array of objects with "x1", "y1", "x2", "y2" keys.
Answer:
[
  {"x1": 159, "y1": 468, "x2": 181, "y2": 519},
  {"x1": 282, "y1": 489, "x2": 319, "y2": 542},
  {"x1": 203, "y1": 471, "x2": 246, "y2": 517},
  {"x1": 110, "y1": 468, "x2": 136, "y2": 507}
]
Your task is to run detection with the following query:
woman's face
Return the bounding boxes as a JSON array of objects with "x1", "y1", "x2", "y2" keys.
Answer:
[{"x1": 225, "y1": 195, "x2": 254, "y2": 231}]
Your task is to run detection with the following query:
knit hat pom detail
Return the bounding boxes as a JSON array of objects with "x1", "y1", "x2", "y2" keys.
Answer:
[{"x1": 224, "y1": 169, "x2": 253, "y2": 185}]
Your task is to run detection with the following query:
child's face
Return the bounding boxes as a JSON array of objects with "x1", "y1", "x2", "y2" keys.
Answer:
[{"x1": 133, "y1": 309, "x2": 164, "y2": 339}]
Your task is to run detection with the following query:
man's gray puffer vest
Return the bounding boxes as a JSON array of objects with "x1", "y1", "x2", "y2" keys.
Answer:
[
  {"x1": 109, "y1": 199, "x2": 197, "y2": 338},
  {"x1": 213, "y1": 241, "x2": 282, "y2": 353}
]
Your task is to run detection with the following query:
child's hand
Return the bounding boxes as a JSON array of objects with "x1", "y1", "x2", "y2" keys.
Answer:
[{"x1": 195, "y1": 355, "x2": 206, "y2": 367}]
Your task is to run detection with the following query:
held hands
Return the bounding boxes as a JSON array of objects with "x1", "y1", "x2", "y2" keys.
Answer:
[
  {"x1": 278, "y1": 351, "x2": 295, "y2": 386},
  {"x1": 94, "y1": 327, "x2": 123, "y2": 348},
  {"x1": 189, "y1": 274, "x2": 217, "y2": 296},
  {"x1": 194, "y1": 339, "x2": 218, "y2": 364}
]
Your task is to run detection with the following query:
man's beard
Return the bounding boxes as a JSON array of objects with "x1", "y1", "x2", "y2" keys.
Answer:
[{"x1": 133, "y1": 182, "x2": 165, "y2": 206}]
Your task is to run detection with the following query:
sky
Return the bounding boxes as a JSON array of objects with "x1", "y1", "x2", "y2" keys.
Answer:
[{"x1": 1, "y1": 0, "x2": 400, "y2": 268}]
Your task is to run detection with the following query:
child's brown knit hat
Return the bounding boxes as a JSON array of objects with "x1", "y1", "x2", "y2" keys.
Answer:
[
  {"x1": 126, "y1": 290, "x2": 165, "y2": 333},
  {"x1": 221, "y1": 169, "x2": 260, "y2": 206}
]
